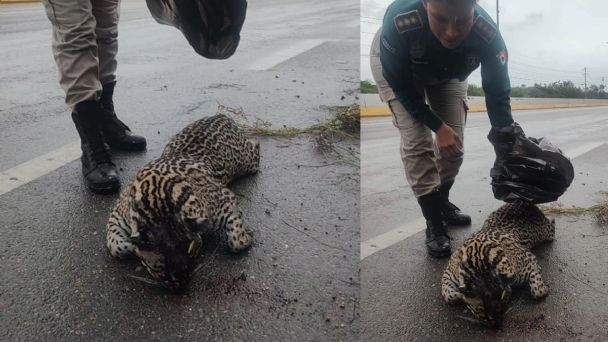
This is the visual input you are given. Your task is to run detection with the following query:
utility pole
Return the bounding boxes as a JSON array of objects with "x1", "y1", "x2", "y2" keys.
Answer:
[
  {"x1": 583, "y1": 67, "x2": 588, "y2": 99},
  {"x1": 496, "y1": 0, "x2": 500, "y2": 29}
]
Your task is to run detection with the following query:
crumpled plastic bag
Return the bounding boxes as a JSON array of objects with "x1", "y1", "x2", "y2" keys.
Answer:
[
  {"x1": 145, "y1": 0, "x2": 247, "y2": 59},
  {"x1": 488, "y1": 123, "x2": 574, "y2": 204}
]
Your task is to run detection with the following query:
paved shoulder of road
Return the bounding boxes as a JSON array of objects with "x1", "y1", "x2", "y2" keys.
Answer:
[
  {"x1": 360, "y1": 107, "x2": 608, "y2": 340},
  {"x1": 1, "y1": 1, "x2": 360, "y2": 340}
]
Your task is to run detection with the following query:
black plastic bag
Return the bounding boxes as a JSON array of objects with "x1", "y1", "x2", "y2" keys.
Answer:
[
  {"x1": 488, "y1": 123, "x2": 574, "y2": 204},
  {"x1": 146, "y1": 0, "x2": 247, "y2": 59}
]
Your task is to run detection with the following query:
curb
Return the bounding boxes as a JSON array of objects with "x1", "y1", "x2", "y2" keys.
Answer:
[{"x1": 361, "y1": 103, "x2": 608, "y2": 117}]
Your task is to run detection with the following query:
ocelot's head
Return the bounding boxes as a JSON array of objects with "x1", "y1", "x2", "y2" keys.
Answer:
[
  {"x1": 458, "y1": 249, "x2": 515, "y2": 327},
  {"x1": 127, "y1": 174, "x2": 210, "y2": 292}
]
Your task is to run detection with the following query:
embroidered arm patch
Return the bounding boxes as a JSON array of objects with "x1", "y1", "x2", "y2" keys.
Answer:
[
  {"x1": 393, "y1": 10, "x2": 424, "y2": 34},
  {"x1": 381, "y1": 36, "x2": 397, "y2": 54},
  {"x1": 496, "y1": 49, "x2": 507, "y2": 66}
]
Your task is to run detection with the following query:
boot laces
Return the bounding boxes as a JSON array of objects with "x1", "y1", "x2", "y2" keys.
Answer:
[
  {"x1": 84, "y1": 134, "x2": 113, "y2": 166},
  {"x1": 429, "y1": 220, "x2": 452, "y2": 240}
]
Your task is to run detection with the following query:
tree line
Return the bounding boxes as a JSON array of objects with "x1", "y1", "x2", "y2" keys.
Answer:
[{"x1": 361, "y1": 80, "x2": 608, "y2": 99}]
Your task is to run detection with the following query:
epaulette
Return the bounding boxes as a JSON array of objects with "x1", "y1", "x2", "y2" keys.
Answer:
[
  {"x1": 393, "y1": 10, "x2": 424, "y2": 34},
  {"x1": 472, "y1": 15, "x2": 497, "y2": 43}
]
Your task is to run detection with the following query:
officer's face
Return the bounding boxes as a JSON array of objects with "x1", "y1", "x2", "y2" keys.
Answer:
[{"x1": 423, "y1": 0, "x2": 475, "y2": 49}]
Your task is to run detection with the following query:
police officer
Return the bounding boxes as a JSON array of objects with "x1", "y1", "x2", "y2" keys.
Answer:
[
  {"x1": 371, "y1": 0, "x2": 516, "y2": 257},
  {"x1": 42, "y1": 0, "x2": 146, "y2": 193}
]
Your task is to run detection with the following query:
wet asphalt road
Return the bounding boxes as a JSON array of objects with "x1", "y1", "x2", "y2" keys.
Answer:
[
  {"x1": 361, "y1": 107, "x2": 608, "y2": 340},
  {"x1": 1, "y1": 1, "x2": 359, "y2": 341}
]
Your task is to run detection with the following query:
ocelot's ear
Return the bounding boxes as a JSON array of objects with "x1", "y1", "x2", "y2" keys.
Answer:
[
  {"x1": 177, "y1": 193, "x2": 210, "y2": 233},
  {"x1": 495, "y1": 256, "x2": 515, "y2": 281}
]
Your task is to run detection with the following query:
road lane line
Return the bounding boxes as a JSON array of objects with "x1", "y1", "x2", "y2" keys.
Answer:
[
  {"x1": 0, "y1": 141, "x2": 80, "y2": 196},
  {"x1": 360, "y1": 141, "x2": 607, "y2": 260},
  {"x1": 249, "y1": 39, "x2": 326, "y2": 71},
  {"x1": 360, "y1": 217, "x2": 426, "y2": 260},
  {"x1": 566, "y1": 141, "x2": 606, "y2": 159}
]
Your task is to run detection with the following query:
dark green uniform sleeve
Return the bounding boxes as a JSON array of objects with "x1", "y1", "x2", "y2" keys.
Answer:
[
  {"x1": 380, "y1": 17, "x2": 443, "y2": 132},
  {"x1": 480, "y1": 30, "x2": 514, "y2": 128}
]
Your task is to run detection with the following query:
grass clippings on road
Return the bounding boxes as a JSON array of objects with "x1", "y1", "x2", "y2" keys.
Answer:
[
  {"x1": 218, "y1": 103, "x2": 359, "y2": 138},
  {"x1": 217, "y1": 103, "x2": 360, "y2": 166},
  {"x1": 541, "y1": 199, "x2": 608, "y2": 225}
]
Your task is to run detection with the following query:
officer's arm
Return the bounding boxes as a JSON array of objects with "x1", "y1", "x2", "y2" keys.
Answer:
[
  {"x1": 481, "y1": 30, "x2": 514, "y2": 128},
  {"x1": 380, "y1": 21, "x2": 443, "y2": 132}
]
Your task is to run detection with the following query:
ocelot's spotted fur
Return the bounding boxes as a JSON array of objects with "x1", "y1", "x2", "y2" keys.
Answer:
[
  {"x1": 106, "y1": 114, "x2": 259, "y2": 292},
  {"x1": 441, "y1": 201, "x2": 555, "y2": 326}
]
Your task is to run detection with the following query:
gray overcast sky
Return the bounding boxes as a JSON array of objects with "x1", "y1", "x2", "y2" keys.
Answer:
[{"x1": 361, "y1": 0, "x2": 608, "y2": 87}]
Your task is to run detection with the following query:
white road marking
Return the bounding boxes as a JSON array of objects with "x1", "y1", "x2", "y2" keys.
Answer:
[
  {"x1": 360, "y1": 217, "x2": 426, "y2": 260},
  {"x1": 0, "y1": 141, "x2": 80, "y2": 196},
  {"x1": 248, "y1": 39, "x2": 326, "y2": 71},
  {"x1": 565, "y1": 141, "x2": 606, "y2": 159},
  {"x1": 360, "y1": 141, "x2": 607, "y2": 261}
]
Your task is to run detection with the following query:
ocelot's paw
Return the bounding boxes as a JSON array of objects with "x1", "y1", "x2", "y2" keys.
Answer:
[
  {"x1": 228, "y1": 229, "x2": 253, "y2": 253},
  {"x1": 530, "y1": 279, "x2": 549, "y2": 299}
]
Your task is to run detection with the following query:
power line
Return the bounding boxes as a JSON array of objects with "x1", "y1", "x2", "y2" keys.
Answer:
[
  {"x1": 360, "y1": 15, "x2": 382, "y2": 21},
  {"x1": 509, "y1": 61, "x2": 582, "y2": 74},
  {"x1": 508, "y1": 69, "x2": 584, "y2": 83}
]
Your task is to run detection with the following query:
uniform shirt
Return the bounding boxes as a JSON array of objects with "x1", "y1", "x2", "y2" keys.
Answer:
[{"x1": 380, "y1": 0, "x2": 514, "y2": 131}]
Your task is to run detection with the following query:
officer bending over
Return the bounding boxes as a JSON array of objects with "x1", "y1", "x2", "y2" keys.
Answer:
[{"x1": 371, "y1": 0, "x2": 516, "y2": 257}]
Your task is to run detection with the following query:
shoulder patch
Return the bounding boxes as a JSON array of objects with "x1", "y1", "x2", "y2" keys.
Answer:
[
  {"x1": 381, "y1": 36, "x2": 397, "y2": 54},
  {"x1": 496, "y1": 49, "x2": 507, "y2": 66},
  {"x1": 393, "y1": 10, "x2": 424, "y2": 34},
  {"x1": 472, "y1": 15, "x2": 497, "y2": 43}
]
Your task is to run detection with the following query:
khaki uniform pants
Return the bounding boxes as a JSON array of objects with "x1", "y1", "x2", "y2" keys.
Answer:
[
  {"x1": 42, "y1": 0, "x2": 121, "y2": 108},
  {"x1": 370, "y1": 29, "x2": 468, "y2": 198}
]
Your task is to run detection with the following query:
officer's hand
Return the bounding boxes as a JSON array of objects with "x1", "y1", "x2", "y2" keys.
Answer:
[
  {"x1": 487, "y1": 122, "x2": 522, "y2": 159},
  {"x1": 436, "y1": 123, "x2": 463, "y2": 157}
]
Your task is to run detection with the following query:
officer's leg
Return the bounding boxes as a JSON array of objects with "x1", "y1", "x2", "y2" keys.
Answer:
[
  {"x1": 388, "y1": 99, "x2": 451, "y2": 258},
  {"x1": 92, "y1": 0, "x2": 147, "y2": 152},
  {"x1": 389, "y1": 100, "x2": 439, "y2": 198},
  {"x1": 42, "y1": 0, "x2": 120, "y2": 193},
  {"x1": 42, "y1": 0, "x2": 101, "y2": 107},
  {"x1": 93, "y1": 0, "x2": 119, "y2": 86},
  {"x1": 425, "y1": 79, "x2": 471, "y2": 225},
  {"x1": 370, "y1": 32, "x2": 450, "y2": 257}
]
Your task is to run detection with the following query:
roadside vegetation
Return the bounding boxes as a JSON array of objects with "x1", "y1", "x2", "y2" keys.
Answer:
[
  {"x1": 361, "y1": 80, "x2": 608, "y2": 99},
  {"x1": 360, "y1": 81, "x2": 378, "y2": 94}
]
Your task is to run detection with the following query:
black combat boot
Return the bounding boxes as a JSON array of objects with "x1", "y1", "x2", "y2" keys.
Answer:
[
  {"x1": 438, "y1": 180, "x2": 472, "y2": 226},
  {"x1": 418, "y1": 189, "x2": 452, "y2": 258},
  {"x1": 72, "y1": 100, "x2": 120, "y2": 193},
  {"x1": 99, "y1": 81, "x2": 147, "y2": 151}
]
